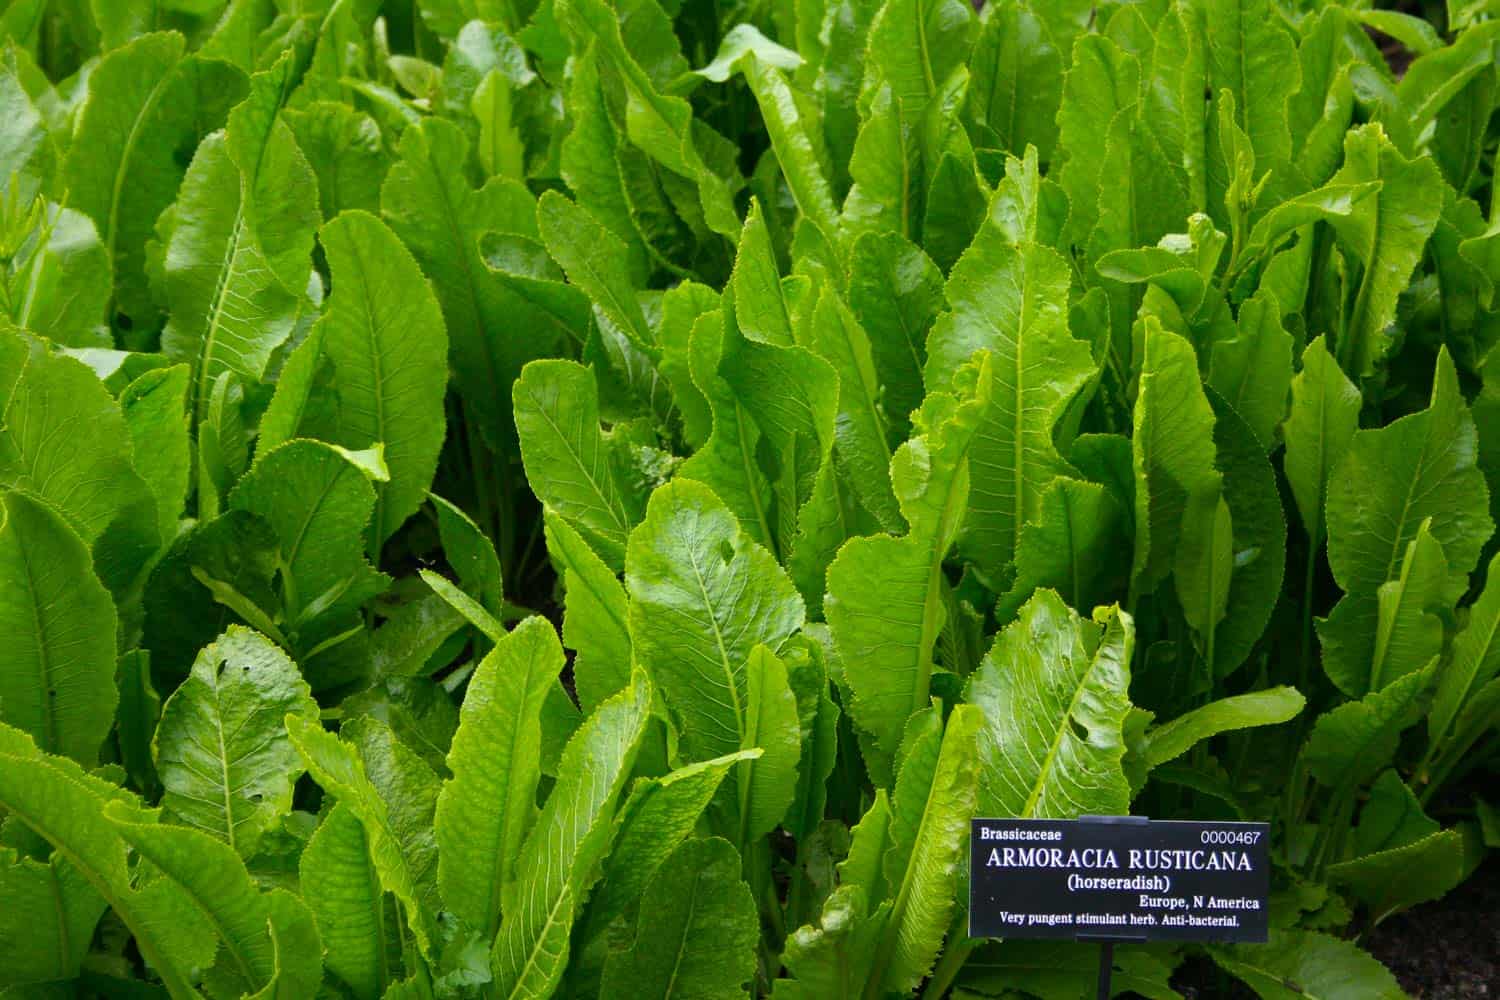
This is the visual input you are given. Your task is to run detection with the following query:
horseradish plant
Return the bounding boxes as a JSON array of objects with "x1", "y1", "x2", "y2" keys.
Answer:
[{"x1": 0, "y1": 0, "x2": 1494, "y2": 998}]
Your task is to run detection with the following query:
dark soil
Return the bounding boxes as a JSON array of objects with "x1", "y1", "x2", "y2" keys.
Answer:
[{"x1": 1366, "y1": 856, "x2": 1500, "y2": 999}]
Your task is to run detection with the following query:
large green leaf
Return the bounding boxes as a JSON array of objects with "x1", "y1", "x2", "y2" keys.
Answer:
[
  {"x1": 1322, "y1": 350, "x2": 1492, "y2": 696},
  {"x1": 286, "y1": 714, "x2": 438, "y2": 958},
  {"x1": 588, "y1": 750, "x2": 757, "y2": 934},
  {"x1": 0, "y1": 331, "x2": 159, "y2": 587},
  {"x1": 159, "y1": 53, "x2": 318, "y2": 427},
  {"x1": 626, "y1": 478, "x2": 805, "y2": 764},
  {"x1": 924, "y1": 149, "x2": 1095, "y2": 587},
  {"x1": 491, "y1": 671, "x2": 652, "y2": 999},
  {"x1": 300, "y1": 803, "x2": 390, "y2": 1000},
  {"x1": 153, "y1": 627, "x2": 316, "y2": 857},
  {"x1": 107, "y1": 810, "x2": 320, "y2": 998},
  {"x1": 435, "y1": 616, "x2": 559, "y2": 940},
  {"x1": 514, "y1": 359, "x2": 642, "y2": 571},
  {"x1": 10, "y1": 203, "x2": 113, "y2": 348},
  {"x1": 553, "y1": 0, "x2": 740, "y2": 240},
  {"x1": 0, "y1": 490, "x2": 118, "y2": 765},
  {"x1": 381, "y1": 117, "x2": 554, "y2": 447},
  {"x1": 826, "y1": 353, "x2": 990, "y2": 773},
  {"x1": 0, "y1": 847, "x2": 104, "y2": 988},
  {"x1": 1282, "y1": 336, "x2": 1361, "y2": 548},
  {"x1": 312, "y1": 209, "x2": 448, "y2": 554},
  {"x1": 1131, "y1": 318, "x2": 1222, "y2": 602},
  {"x1": 1204, "y1": 0, "x2": 1298, "y2": 172},
  {"x1": 0, "y1": 729, "x2": 202, "y2": 999},
  {"x1": 64, "y1": 33, "x2": 240, "y2": 323},
  {"x1": 1139, "y1": 687, "x2": 1305, "y2": 771},
  {"x1": 1324, "y1": 125, "x2": 1444, "y2": 377},
  {"x1": 121, "y1": 365, "x2": 192, "y2": 547},
  {"x1": 863, "y1": 704, "x2": 983, "y2": 997},
  {"x1": 996, "y1": 477, "x2": 1130, "y2": 622},
  {"x1": 966, "y1": 591, "x2": 1134, "y2": 818},
  {"x1": 599, "y1": 837, "x2": 758, "y2": 999},
  {"x1": 845, "y1": 231, "x2": 942, "y2": 441},
  {"x1": 230, "y1": 439, "x2": 388, "y2": 645},
  {"x1": 544, "y1": 511, "x2": 631, "y2": 713},
  {"x1": 1211, "y1": 930, "x2": 1406, "y2": 1000},
  {"x1": 1428, "y1": 552, "x2": 1500, "y2": 765}
]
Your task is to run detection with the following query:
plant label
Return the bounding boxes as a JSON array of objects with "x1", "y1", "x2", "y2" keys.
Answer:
[{"x1": 969, "y1": 816, "x2": 1270, "y2": 942}]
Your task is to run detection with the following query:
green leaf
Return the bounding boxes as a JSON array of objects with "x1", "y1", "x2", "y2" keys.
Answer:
[
  {"x1": 826, "y1": 353, "x2": 990, "y2": 772},
  {"x1": 1130, "y1": 318, "x2": 1222, "y2": 602},
  {"x1": 436, "y1": 616, "x2": 559, "y2": 941},
  {"x1": 115, "y1": 649, "x2": 161, "y2": 795},
  {"x1": 106, "y1": 809, "x2": 318, "y2": 998},
  {"x1": 1282, "y1": 336, "x2": 1361, "y2": 547},
  {"x1": 0, "y1": 733, "x2": 202, "y2": 999},
  {"x1": 1323, "y1": 350, "x2": 1493, "y2": 695},
  {"x1": 381, "y1": 117, "x2": 553, "y2": 448},
  {"x1": 1321, "y1": 520, "x2": 1452, "y2": 697},
  {"x1": 1175, "y1": 492, "x2": 1235, "y2": 663},
  {"x1": 724, "y1": 57, "x2": 839, "y2": 243},
  {"x1": 1324, "y1": 125, "x2": 1445, "y2": 377},
  {"x1": 300, "y1": 803, "x2": 390, "y2": 1000},
  {"x1": 1203, "y1": 386, "x2": 1288, "y2": 678},
  {"x1": 286, "y1": 714, "x2": 437, "y2": 959},
  {"x1": 231, "y1": 439, "x2": 388, "y2": 648},
  {"x1": 342, "y1": 716, "x2": 444, "y2": 934},
  {"x1": 1204, "y1": 0, "x2": 1298, "y2": 170},
  {"x1": 863, "y1": 0, "x2": 974, "y2": 124},
  {"x1": 473, "y1": 70, "x2": 526, "y2": 180},
  {"x1": 1211, "y1": 930, "x2": 1406, "y2": 1000},
  {"x1": 160, "y1": 54, "x2": 319, "y2": 427},
  {"x1": 804, "y1": 284, "x2": 894, "y2": 530},
  {"x1": 554, "y1": 0, "x2": 741, "y2": 241},
  {"x1": 864, "y1": 704, "x2": 983, "y2": 997},
  {"x1": 0, "y1": 489, "x2": 118, "y2": 765},
  {"x1": 514, "y1": 360, "x2": 642, "y2": 571},
  {"x1": 996, "y1": 477, "x2": 1130, "y2": 622},
  {"x1": 0, "y1": 848, "x2": 104, "y2": 988},
  {"x1": 626, "y1": 479, "x2": 805, "y2": 764},
  {"x1": 845, "y1": 231, "x2": 941, "y2": 440},
  {"x1": 674, "y1": 307, "x2": 777, "y2": 550},
  {"x1": 924, "y1": 148, "x2": 1097, "y2": 587},
  {"x1": 589, "y1": 750, "x2": 758, "y2": 934},
  {"x1": 696, "y1": 24, "x2": 802, "y2": 83},
  {"x1": 967, "y1": 592, "x2": 1134, "y2": 818},
  {"x1": 432, "y1": 494, "x2": 504, "y2": 616},
  {"x1": 1428, "y1": 552, "x2": 1500, "y2": 764},
  {"x1": 312, "y1": 210, "x2": 448, "y2": 554},
  {"x1": 1057, "y1": 35, "x2": 1140, "y2": 252},
  {"x1": 121, "y1": 365, "x2": 192, "y2": 546},
  {"x1": 599, "y1": 837, "x2": 758, "y2": 999},
  {"x1": 284, "y1": 102, "x2": 388, "y2": 220},
  {"x1": 153, "y1": 626, "x2": 317, "y2": 857},
  {"x1": 966, "y1": 2, "x2": 1064, "y2": 162},
  {"x1": 491, "y1": 671, "x2": 652, "y2": 999},
  {"x1": 1142, "y1": 687, "x2": 1305, "y2": 770},
  {"x1": 65, "y1": 33, "x2": 236, "y2": 323},
  {"x1": 11, "y1": 203, "x2": 113, "y2": 348},
  {"x1": 1208, "y1": 293, "x2": 1293, "y2": 451},
  {"x1": 537, "y1": 190, "x2": 656, "y2": 353},
  {"x1": 739, "y1": 644, "x2": 802, "y2": 843},
  {"x1": 545, "y1": 511, "x2": 631, "y2": 714},
  {"x1": 1303, "y1": 667, "x2": 1431, "y2": 789},
  {"x1": 0, "y1": 330, "x2": 159, "y2": 578}
]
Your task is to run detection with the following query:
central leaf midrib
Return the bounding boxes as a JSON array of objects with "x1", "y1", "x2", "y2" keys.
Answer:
[{"x1": 1022, "y1": 634, "x2": 1105, "y2": 817}]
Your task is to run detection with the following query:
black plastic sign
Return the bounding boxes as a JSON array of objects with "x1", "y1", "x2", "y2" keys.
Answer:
[{"x1": 969, "y1": 816, "x2": 1270, "y2": 943}]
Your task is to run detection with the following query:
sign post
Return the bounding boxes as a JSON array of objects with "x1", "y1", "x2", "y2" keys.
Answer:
[{"x1": 969, "y1": 815, "x2": 1270, "y2": 998}]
